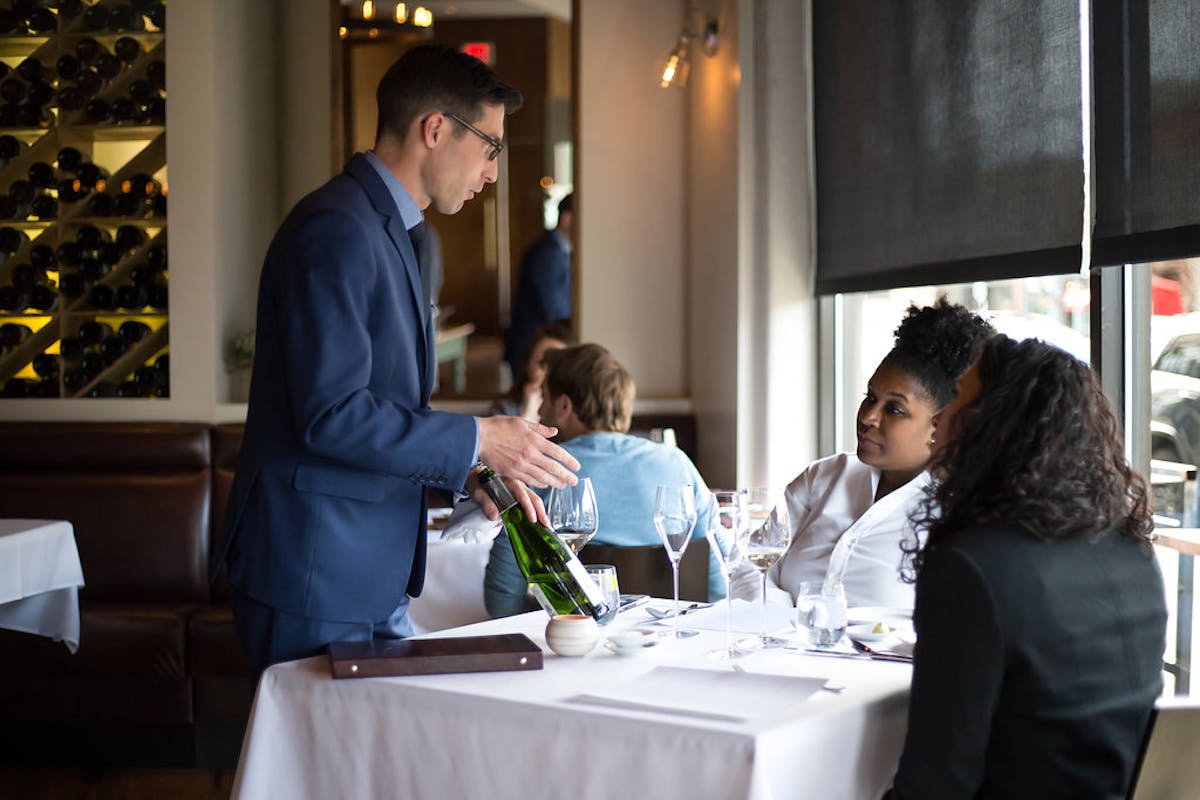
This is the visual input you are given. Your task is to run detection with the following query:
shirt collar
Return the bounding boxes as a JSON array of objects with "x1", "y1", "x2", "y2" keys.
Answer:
[{"x1": 364, "y1": 150, "x2": 424, "y2": 232}]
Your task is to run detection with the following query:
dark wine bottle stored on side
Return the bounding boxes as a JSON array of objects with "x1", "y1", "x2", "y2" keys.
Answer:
[
  {"x1": 476, "y1": 467, "x2": 609, "y2": 620},
  {"x1": 94, "y1": 54, "x2": 123, "y2": 81},
  {"x1": 77, "y1": 320, "x2": 113, "y2": 347}
]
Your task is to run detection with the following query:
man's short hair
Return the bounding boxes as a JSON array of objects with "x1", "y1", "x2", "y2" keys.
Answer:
[
  {"x1": 375, "y1": 44, "x2": 523, "y2": 144},
  {"x1": 544, "y1": 344, "x2": 635, "y2": 433},
  {"x1": 557, "y1": 193, "x2": 573, "y2": 216}
]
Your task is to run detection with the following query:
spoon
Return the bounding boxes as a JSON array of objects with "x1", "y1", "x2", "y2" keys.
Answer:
[{"x1": 646, "y1": 602, "x2": 711, "y2": 620}]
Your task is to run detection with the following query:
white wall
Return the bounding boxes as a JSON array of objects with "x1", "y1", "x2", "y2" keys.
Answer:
[
  {"x1": 735, "y1": 0, "x2": 819, "y2": 488},
  {"x1": 576, "y1": 0, "x2": 688, "y2": 398},
  {"x1": 687, "y1": 0, "x2": 741, "y2": 488}
]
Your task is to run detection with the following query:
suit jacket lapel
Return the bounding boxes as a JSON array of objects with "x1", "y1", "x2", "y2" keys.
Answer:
[{"x1": 344, "y1": 154, "x2": 431, "y2": 392}]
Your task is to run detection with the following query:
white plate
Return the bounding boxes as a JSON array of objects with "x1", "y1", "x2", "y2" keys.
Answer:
[
  {"x1": 846, "y1": 623, "x2": 895, "y2": 643},
  {"x1": 846, "y1": 606, "x2": 913, "y2": 627}
]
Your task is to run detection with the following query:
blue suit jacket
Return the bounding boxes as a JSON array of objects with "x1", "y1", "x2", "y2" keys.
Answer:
[
  {"x1": 503, "y1": 230, "x2": 571, "y2": 371},
  {"x1": 213, "y1": 154, "x2": 477, "y2": 623}
]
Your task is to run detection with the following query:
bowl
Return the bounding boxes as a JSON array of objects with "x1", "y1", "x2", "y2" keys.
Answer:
[
  {"x1": 545, "y1": 614, "x2": 599, "y2": 657},
  {"x1": 605, "y1": 627, "x2": 659, "y2": 656}
]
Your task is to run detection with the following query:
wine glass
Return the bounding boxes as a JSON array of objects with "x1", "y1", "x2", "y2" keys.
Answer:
[
  {"x1": 653, "y1": 484, "x2": 698, "y2": 639},
  {"x1": 547, "y1": 477, "x2": 598, "y2": 554},
  {"x1": 585, "y1": 564, "x2": 620, "y2": 627},
  {"x1": 705, "y1": 490, "x2": 749, "y2": 658},
  {"x1": 744, "y1": 487, "x2": 792, "y2": 648}
]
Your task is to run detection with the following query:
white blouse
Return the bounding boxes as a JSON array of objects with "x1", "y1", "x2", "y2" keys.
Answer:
[{"x1": 729, "y1": 453, "x2": 928, "y2": 609}]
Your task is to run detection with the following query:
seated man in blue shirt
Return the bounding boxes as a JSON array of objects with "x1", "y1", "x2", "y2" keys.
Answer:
[{"x1": 484, "y1": 343, "x2": 719, "y2": 617}]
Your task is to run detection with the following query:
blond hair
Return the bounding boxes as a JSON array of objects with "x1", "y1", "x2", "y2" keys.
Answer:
[{"x1": 543, "y1": 344, "x2": 635, "y2": 432}]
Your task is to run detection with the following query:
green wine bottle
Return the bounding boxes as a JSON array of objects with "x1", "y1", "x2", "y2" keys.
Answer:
[{"x1": 477, "y1": 467, "x2": 609, "y2": 620}]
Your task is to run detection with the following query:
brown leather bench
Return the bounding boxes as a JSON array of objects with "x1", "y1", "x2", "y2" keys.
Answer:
[{"x1": 0, "y1": 422, "x2": 249, "y2": 768}]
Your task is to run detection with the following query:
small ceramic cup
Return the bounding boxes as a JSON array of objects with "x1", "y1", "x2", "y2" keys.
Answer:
[{"x1": 545, "y1": 614, "x2": 599, "y2": 657}]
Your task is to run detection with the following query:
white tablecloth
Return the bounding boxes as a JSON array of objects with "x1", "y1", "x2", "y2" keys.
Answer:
[
  {"x1": 407, "y1": 539, "x2": 494, "y2": 635},
  {"x1": 233, "y1": 601, "x2": 912, "y2": 800},
  {"x1": 0, "y1": 518, "x2": 85, "y2": 652}
]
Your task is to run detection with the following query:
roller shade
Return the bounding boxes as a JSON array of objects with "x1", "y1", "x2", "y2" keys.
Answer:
[
  {"x1": 813, "y1": 0, "x2": 1085, "y2": 295},
  {"x1": 1092, "y1": 0, "x2": 1200, "y2": 267}
]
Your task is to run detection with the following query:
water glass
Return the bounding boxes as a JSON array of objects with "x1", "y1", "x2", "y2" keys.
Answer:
[
  {"x1": 585, "y1": 564, "x2": 620, "y2": 627},
  {"x1": 795, "y1": 581, "x2": 848, "y2": 647}
]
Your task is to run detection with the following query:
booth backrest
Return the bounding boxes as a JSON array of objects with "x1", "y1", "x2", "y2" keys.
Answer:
[{"x1": 0, "y1": 422, "x2": 213, "y2": 603}]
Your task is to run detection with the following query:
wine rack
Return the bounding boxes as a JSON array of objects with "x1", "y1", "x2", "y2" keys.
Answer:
[{"x1": 0, "y1": 0, "x2": 167, "y2": 399}]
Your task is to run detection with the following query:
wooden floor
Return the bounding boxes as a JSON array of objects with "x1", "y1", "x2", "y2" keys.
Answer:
[{"x1": 0, "y1": 768, "x2": 235, "y2": 800}]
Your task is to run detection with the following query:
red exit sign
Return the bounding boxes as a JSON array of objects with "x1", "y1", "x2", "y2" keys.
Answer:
[{"x1": 461, "y1": 42, "x2": 494, "y2": 65}]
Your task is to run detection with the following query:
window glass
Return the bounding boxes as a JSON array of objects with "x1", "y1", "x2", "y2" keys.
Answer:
[{"x1": 835, "y1": 274, "x2": 1090, "y2": 453}]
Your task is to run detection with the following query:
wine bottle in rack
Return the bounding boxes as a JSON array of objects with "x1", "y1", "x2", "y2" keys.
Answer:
[
  {"x1": 29, "y1": 243, "x2": 55, "y2": 270},
  {"x1": 145, "y1": 60, "x2": 164, "y2": 91},
  {"x1": 0, "y1": 135, "x2": 25, "y2": 164},
  {"x1": 89, "y1": 284, "x2": 116, "y2": 310},
  {"x1": 31, "y1": 353, "x2": 59, "y2": 379},
  {"x1": 146, "y1": 283, "x2": 166, "y2": 309},
  {"x1": 0, "y1": 322, "x2": 32, "y2": 347},
  {"x1": 59, "y1": 0, "x2": 86, "y2": 21},
  {"x1": 83, "y1": 5, "x2": 111, "y2": 32},
  {"x1": 114, "y1": 36, "x2": 143, "y2": 64},
  {"x1": 27, "y1": 282, "x2": 56, "y2": 311},
  {"x1": 59, "y1": 336, "x2": 84, "y2": 361},
  {"x1": 0, "y1": 77, "x2": 27, "y2": 105},
  {"x1": 62, "y1": 367, "x2": 88, "y2": 393},
  {"x1": 0, "y1": 226, "x2": 29, "y2": 253},
  {"x1": 108, "y1": 4, "x2": 147, "y2": 32},
  {"x1": 10, "y1": 262, "x2": 39, "y2": 289},
  {"x1": 27, "y1": 78, "x2": 53, "y2": 108},
  {"x1": 15, "y1": 57, "x2": 45, "y2": 83},
  {"x1": 77, "y1": 163, "x2": 109, "y2": 191},
  {"x1": 0, "y1": 285, "x2": 28, "y2": 311},
  {"x1": 30, "y1": 192, "x2": 56, "y2": 220},
  {"x1": 77, "y1": 320, "x2": 113, "y2": 347},
  {"x1": 26, "y1": 8, "x2": 56, "y2": 34},
  {"x1": 85, "y1": 98, "x2": 113, "y2": 124},
  {"x1": 79, "y1": 351, "x2": 105, "y2": 376},
  {"x1": 94, "y1": 52, "x2": 122, "y2": 81},
  {"x1": 116, "y1": 283, "x2": 145, "y2": 310},
  {"x1": 0, "y1": 9, "x2": 25, "y2": 36},
  {"x1": 115, "y1": 224, "x2": 146, "y2": 252},
  {"x1": 59, "y1": 272, "x2": 85, "y2": 298},
  {"x1": 56, "y1": 54, "x2": 84, "y2": 81},
  {"x1": 100, "y1": 334, "x2": 125, "y2": 365},
  {"x1": 118, "y1": 320, "x2": 151, "y2": 344},
  {"x1": 27, "y1": 161, "x2": 56, "y2": 188}
]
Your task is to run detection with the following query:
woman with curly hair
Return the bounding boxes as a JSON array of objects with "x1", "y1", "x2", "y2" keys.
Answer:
[
  {"x1": 732, "y1": 299, "x2": 994, "y2": 609},
  {"x1": 885, "y1": 336, "x2": 1166, "y2": 799}
]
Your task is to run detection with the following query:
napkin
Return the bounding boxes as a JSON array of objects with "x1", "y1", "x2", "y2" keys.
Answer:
[
  {"x1": 568, "y1": 666, "x2": 826, "y2": 722},
  {"x1": 437, "y1": 501, "x2": 503, "y2": 544}
]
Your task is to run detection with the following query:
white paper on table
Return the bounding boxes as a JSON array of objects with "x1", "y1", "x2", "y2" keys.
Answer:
[
  {"x1": 667, "y1": 598, "x2": 796, "y2": 635},
  {"x1": 567, "y1": 666, "x2": 826, "y2": 722}
]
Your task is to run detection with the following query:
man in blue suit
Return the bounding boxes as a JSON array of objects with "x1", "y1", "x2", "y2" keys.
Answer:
[
  {"x1": 504, "y1": 193, "x2": 573, "y2": 377},
  {"x1": 214, "y1": 45, "x2": 580, "y2": 680}
]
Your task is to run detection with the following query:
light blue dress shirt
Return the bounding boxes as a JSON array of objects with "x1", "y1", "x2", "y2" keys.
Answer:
[{"x1": 484, "y1": 432, "x2": 722, "y2": 617}]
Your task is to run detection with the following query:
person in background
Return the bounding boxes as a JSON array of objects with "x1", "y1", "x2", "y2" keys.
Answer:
[
  {"x1": 482, "y1": 343, "x2": 719, "y2": 617},
  {"x1": 212, "y1": 44, "x2": 579, "y2": 681},
  {"x1": 488, "y1": 319, "x2": 575, "y2": 421},
  {"x1": 885, "y1": 336, "x2": 1166, "y2": 799},
  {"x1": 730, "y1": 300, "x2": 994, "y2": 609},
  {"x1": 504, "y1": 193, "x2": 573, "y2": 379}
]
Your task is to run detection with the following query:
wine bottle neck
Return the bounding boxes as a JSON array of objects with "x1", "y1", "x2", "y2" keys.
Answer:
[{"x1": 478, "y1": 468, "x2": 518, "y2": 514}]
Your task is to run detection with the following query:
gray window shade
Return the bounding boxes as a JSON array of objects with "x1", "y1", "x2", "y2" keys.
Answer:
[
  {"x1": 1093, "y1": 0, "x2": 1200, "y2": 267},
  {"x1": 814, "y1": 1, "x2": 1084, "y2": 295}
]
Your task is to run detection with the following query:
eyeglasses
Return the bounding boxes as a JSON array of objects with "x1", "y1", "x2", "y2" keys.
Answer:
[{"x1": 444, "y1": 112, "x2": 503, "y2": 161}]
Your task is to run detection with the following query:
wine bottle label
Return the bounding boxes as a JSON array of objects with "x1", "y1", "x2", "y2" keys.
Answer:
[
  {"x1": 526, "y1": 583, "x2": 558, "y2": 617},
  {"x1": 565, "y1": 557, "x2": 607, "y2": 607}
]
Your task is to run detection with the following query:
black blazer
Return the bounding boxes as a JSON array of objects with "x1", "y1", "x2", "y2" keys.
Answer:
[{"x1": 886, "y1": 521, "x2": 1166, "y2": 799}]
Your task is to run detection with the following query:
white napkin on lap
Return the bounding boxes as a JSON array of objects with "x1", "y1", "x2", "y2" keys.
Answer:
[{"x1": 437, "y1": 501, "x2": 503, "y2": 544}]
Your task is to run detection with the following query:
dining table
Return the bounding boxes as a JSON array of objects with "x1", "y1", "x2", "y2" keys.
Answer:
[
  {"x1": 231, "y1": 598, "x2": 913, "y2": 800},
  {"x1": 0, "y1": 518, "x2": 85, "y2": 652}
]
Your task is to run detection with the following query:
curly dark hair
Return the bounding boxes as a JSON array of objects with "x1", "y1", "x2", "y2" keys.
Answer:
[
  {"x1": 881, "y1": 298, "x2": 995, "y2": 408},
  {"x1": 902, "y1": 336, "x2": 1154, "y2": 582}
]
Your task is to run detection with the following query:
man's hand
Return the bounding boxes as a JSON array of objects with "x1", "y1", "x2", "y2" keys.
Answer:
[
  {"x1": 476, "y1": 415, "x2": 580, "y2": 489},
  {"x1": 465, "y1": 469, "x2": 550, "y2": 527}
]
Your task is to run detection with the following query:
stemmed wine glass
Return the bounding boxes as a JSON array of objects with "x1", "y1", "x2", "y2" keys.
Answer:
[
  {"x1": 547, "y1": 477, "x2": 598, "y2": 554},
  {"x1": 705, "y1": 489, "x2": 749, "y2": 658},
  {"x1": 744, "y1": 487, "x2": 792, "y2": 648},
  {"x1": 653, "y1": 484, "x2": 698, "y2": 639}
]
